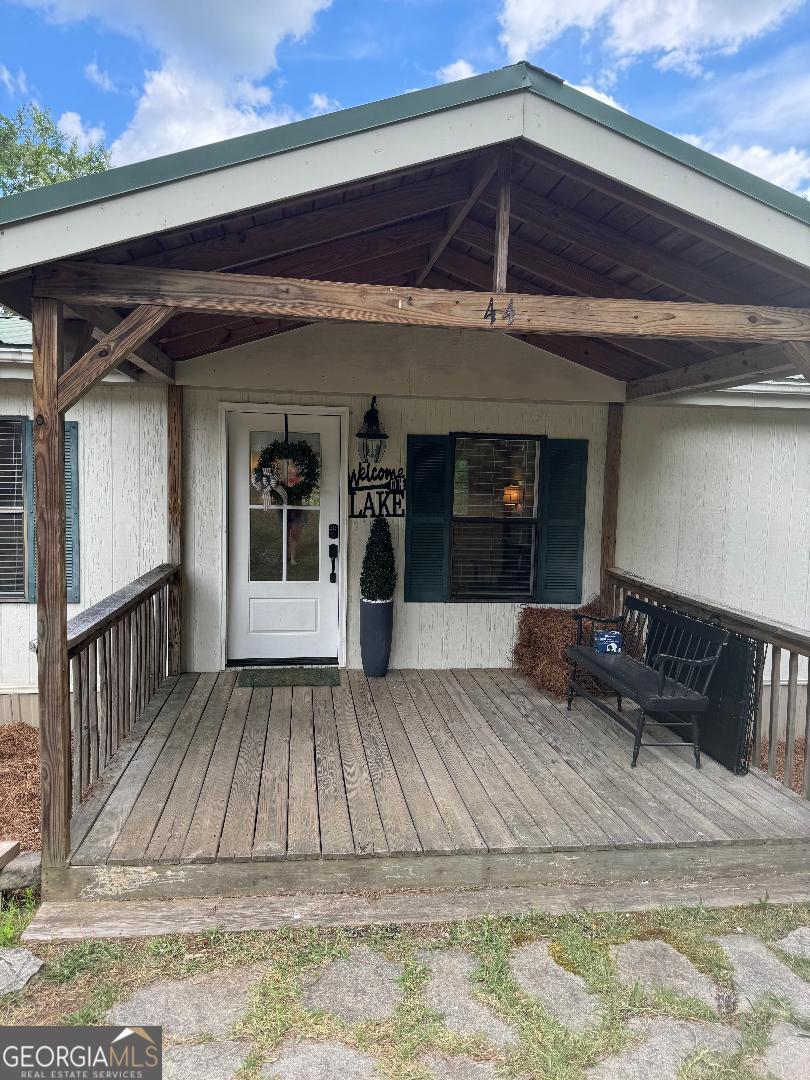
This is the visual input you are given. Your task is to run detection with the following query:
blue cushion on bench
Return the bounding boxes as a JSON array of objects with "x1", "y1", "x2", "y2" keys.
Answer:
[{"x1": 566, "y1": 645, "x2": 710, "y2": 713}]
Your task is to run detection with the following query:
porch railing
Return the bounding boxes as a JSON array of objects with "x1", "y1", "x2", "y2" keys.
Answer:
[
  {"x1": 57, "y1": 563, "x2": 179, "y2": 808},
  {"x1": 606, "y1": 568, "x2": 810, "y2": 799}
]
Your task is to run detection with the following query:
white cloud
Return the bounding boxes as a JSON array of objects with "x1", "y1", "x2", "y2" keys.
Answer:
[
  {"x1": 436, "y1": 59, "x2": 477, "y2": 83},
  {"x1": 498, "y1": 0, "x2": 803, "y2": 74},
  {"x1": 58, "y1": 109, "x2": 105, "y2": 150},
  {"x1": 110, "y1": 65, "x2": 297, "y2": 165},
  {"x1": 0, "y1": 64, "x2": 29, "y2": 96},
  {"x1": 84, "y1": 60, "x2": 115, "y2": 92},
  {"x1": 309, "y1": 91, "x2": 341, "y2": 115},
  {"x1": 680, "y1": 133, "x2": 810, "y2": 197},
  {"x1": 569, "y1": 82, "x2": 626, "y2": 111},
  {"x1": 17, "y1": 0, "x2": 334, "y2": 163},
  {"x1": 16, "y1": 1, "x2": 333, "y2": 78}
]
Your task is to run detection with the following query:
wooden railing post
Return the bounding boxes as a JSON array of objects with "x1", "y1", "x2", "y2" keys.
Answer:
[
  {"x1": 33, "y1": 296, "x2": 71, "y2": 868},
  {"x1": 167, "y1": 384, "x2": 182, "y2": 675},
  {"x1": 600, "y1": 403, "x2": 624, "y2": 609}
]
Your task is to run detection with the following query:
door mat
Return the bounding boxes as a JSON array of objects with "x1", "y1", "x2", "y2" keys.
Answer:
[{"x1": 236, "y1": 667, "x2": 340, "y2": 688}]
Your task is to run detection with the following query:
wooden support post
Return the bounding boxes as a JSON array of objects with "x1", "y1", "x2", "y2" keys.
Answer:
[
  {"x1": 600, "y1": 402, "x2": 624, "y2": 609},
  {"x1": 32, "y1": 296, "x2": 71, "y2": 868},
  {"x1": 167, "y1": 383, "x2": 183, "y2": 675},
  {"x1": 493, "y1": 145, "x2": 512, "y2": 293}
]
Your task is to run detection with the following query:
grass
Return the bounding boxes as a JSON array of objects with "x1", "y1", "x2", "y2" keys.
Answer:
[
  {"x1": 1, "y1": 900, "x2": 808, "y2": 1079},
  {"x1": 0, "y1": 888, "x2": 38, "y2": 947}
]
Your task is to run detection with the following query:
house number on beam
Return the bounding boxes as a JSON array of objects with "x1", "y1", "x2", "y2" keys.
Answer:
[{"x1": 483, "y1": 297, "x2": 515, "y2": 326}]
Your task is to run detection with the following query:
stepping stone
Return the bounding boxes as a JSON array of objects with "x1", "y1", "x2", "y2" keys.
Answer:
[
  {"x1": 763, "y1": 1022, "x2": 810, "y2": 1080},
  {"x1": 714, "y1": 935, "x2": 810, "y2": 1019},
  {"x1": 0, "y1": 948, "x2": 43, "y2": 995},
  {"x1": 301, "y1": 944, "x2": 403, "y2": 1023},
  {"x1": 776, "y1": 928, "x2": 810, "y2": 961},
  {"x1": 163, "y1": 1040, "x2": 249, "y2": 1080},
  {"x1": 423, "y1": 1053, "x2": 501, "y2": 1079},
  {"x1": 510, "y1": 941, "x2": 599, "y2": 1030},
  {"x1": 263, "y1": 1040, "x2": 378, "y2": 1079},
  {"x1": 587, "y1": 1017, "x2": 739, "y2": 1080},
  {"x1": 611, "y1": 940, "x2": 716, "y2": 1009},
  {"x1": 107, "y1": 965, "x2": 266, "y2": 1037},
  {"x1": 418, "y1": 948, "x2": 517, "y2": 1049}
]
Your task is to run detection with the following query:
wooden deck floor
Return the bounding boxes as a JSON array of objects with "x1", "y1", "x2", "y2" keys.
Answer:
[{"x1": 58, "y1": 669, "x2": 810, "y2": 901}]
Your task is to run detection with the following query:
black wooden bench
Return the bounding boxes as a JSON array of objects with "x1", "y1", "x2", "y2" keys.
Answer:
[{"x1": 565, "y1": 596, "x2": 729, "y2": 768}]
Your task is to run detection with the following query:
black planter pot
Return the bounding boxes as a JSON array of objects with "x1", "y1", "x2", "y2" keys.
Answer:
[{"x1": 360, "y1": 598, "x2": 393, "y2": 677}]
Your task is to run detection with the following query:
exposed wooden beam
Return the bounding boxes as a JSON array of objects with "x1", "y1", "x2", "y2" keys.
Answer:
[
  {"x1": 167, "y1": 384, "x2": 182, "y2": 675},
  {"x1": 130, "y1": 172, "x2": 471, "y2": 272},
  {"x1": 493, "y1": 145, "x2": 512, "y2": 292},
  {"x1": 414, "y1": 155, "x2": 498, "y2": 287},
  {"x1": 782, "y1": 341, "x2": 810, "y2": 380},
  {"x1": 243, "y1": 216, "x2": 444, "y2": 281},
  {"x1": 625, "y1": 343, "x2": 797, "y2": 400},
  {"x1": 57, "y1": 306, "x2": 173, "y2": 413},
  {"x1": 64, "y1": 319, "x2": 94, "y2": 369},
  {"x1": 600, "y1": 403, "x2": 623, "y2": 606},
  {"x1": 523, "y1": 335, "x2": 651, "y2": 381},
  {"x1": 162, "y1": 317, "x2": 309, "y2": 361},
  {"x1": 36, "y1": 262, "x2": 810, "y2": 341},
  {"x1": 70, "y1": 303, "x2": 175, "y2": 381},
  {"x1": 517, "y1": 144, "x2": 810, "y2": 291},
  {"x1": 437, "y1": 246, "x2": 693, "y2": 372},
  {"x1": 32, "y1": 296, "x2": 71, "y2": 868},
  {"x1": 490, "y1": 187, "x2": 770, "y2": 305}
]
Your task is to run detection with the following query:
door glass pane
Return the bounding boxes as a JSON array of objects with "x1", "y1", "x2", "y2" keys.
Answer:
[
  {"x1": 250, "y1": 509, "x2": 282, "y2": 580},
  {"x1": 286, "y1": 509, "x2": 320, "y2": 581},
  {"x1": 453, "y1": 438, "x2": 537, "y2": 518},
  {"x1": 285, "y1": 432, "x2": 321, "y2": 507},
  {"x1": 249, "y1": 427, "x2": 283, "y2": 506}
]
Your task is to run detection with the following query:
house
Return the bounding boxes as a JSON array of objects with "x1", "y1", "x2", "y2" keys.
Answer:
[{"x1": 0, "y1": 63, "x2": 808, "y2": 901}]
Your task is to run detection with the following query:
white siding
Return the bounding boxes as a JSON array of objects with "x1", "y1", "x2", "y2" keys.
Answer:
[
  {"x1": 616, "y1": 404, "x2": 810, "y2": 690},
  {"x1": 0, "y1": 380, "x2": 167, "y2": 690},
  {"x1": 183, "y1": 387, "x2": 607, "y2": 671}
]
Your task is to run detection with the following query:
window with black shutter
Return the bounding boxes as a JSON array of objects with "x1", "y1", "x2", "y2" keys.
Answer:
[
  {"x1": 0, "y1": 415, "x2": 80, "y2": 603},
  {"x1": 0, "y1": 418, "x2": 28, "y2": 599},
  {"x1": 404, "y1": 432, "x2": 587, "y2": 605}
]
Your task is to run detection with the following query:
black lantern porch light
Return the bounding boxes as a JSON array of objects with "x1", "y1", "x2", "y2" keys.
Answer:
[{"x1": 356, "y1": 396, "x2": 388, "y2": 464}]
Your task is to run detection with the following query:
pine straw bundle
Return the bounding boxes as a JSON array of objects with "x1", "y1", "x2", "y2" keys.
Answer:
[
  {"x1": 0, "y1": 722, "x2": 41, "y2": 852},
  {"x1": 513, "y1": 598, "x2": 606, "y2": 699}
]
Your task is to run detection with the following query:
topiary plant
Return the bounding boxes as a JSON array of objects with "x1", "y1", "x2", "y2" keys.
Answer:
[{"x1": 360, "y1": 517, "x2": 396, "y2": 602}]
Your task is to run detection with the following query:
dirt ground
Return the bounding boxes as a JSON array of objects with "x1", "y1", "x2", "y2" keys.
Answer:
[{"x1": 0, "y1": 722, "x2": 40, "y2": 852}]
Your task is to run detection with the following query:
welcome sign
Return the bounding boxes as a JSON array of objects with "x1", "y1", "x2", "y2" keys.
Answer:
[{"x1": 348, "y1": 462, "x2": 406, "y2": 518}]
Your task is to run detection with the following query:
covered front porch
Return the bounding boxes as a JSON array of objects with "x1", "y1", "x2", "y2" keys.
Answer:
[
  {"x1": 3, "y1": 65, "x2": 810, "y2": 900},
  {"x1": 53, "y1": 662, "x2": 810, "y2": 902}
]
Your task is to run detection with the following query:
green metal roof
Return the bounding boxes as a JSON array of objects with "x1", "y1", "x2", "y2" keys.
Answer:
[
  {"x1": 1, "y1": 61, "x2": 809, "y2": 230},
  {"x1": 0, "y1": 315, "x2": 32, "y2": 348}
]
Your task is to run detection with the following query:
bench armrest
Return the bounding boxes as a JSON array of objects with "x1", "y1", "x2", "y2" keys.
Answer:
[
  {"x1": 572, "y1": 612, "x2": 622, "y2": 646},
  {"x1": 650, "y1": 652, "x2": 716, "y2": 696}
]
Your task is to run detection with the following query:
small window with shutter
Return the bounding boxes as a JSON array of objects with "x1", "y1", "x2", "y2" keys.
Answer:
[
  {"x1": 404, "y1": 433, "x2": 587, "y2": 605},
  {"x1": 0, "y1": 418, "x2": 28, "y2": 600},
  {"x1": 0, "y1": 416, "x2": 80, "y2": 603}
]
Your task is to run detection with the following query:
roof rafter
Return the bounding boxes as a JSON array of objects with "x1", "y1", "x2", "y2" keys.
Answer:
[{"x1": 626, "y1": 343, "x2": 797, "y2": 400}]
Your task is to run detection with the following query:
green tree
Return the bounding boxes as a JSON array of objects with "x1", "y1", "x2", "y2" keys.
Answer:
[{"x1": 0, "y1": 103, "x2": 110, "y2": 198}]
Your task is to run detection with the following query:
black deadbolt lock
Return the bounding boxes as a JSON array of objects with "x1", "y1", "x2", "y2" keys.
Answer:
[{"x1": 329, "y1": 523, "x2": 339, "y2": 539}]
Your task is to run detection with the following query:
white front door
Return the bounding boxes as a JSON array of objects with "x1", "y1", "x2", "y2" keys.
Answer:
[{"x1": 227, "y1": 409, "x2": 342, "y2": 663}]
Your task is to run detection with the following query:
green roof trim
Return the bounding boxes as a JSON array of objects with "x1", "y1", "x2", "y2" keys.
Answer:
[{"x1": 1, "y1": 61, "x2": 809, "y2": 230}]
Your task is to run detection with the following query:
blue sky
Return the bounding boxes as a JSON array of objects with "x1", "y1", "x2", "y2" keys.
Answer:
[{"x1": 2, "y1": 1, "x2": 809, "y2": 195}]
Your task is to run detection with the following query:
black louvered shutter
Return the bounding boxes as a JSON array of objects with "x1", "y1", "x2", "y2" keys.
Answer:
[
  {"x1": 537, "y1": 438, "x2": 588, "y2": 604},
  {"x1": 404, "y1": 434, "x2": 451, "y2": 602},
  {"x1": 27, "y1": 420, "x2": 81, "y2": 603}
]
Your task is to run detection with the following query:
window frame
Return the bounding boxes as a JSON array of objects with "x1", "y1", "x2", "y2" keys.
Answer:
[
  {"x1": 448, "y1": 431, "x2": 545, "y2": 604},
  {"x1": 0, "y1": 415, "x2": 80, "y2": 604},
  {"x1": 0, "y1": 415, "x2": 31, "y2": 602}
]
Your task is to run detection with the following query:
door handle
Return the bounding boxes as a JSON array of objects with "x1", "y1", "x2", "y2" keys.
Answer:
[{"x1": 328, "y1": 543, "x2": 338, "y2": 583}]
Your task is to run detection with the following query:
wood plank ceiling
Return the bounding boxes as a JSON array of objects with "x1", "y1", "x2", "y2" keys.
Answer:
[{"x1": 71, "y1": 139, "x2": 810, "y2": 383}]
